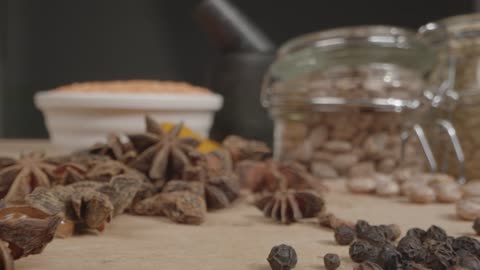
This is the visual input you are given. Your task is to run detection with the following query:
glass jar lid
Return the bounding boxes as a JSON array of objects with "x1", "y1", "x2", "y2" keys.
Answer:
[{"x1": 262, "y1": 25, "x2": 435, "y2": 111}]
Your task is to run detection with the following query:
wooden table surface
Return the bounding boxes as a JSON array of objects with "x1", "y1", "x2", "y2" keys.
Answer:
[{"x1": 3, "y1": 140, "x2": 475, "y2": 270}]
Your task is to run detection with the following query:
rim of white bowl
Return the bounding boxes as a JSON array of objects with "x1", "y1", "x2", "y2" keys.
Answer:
[{"x1": 34, "y1": 91, "x2": 224, "y2": 110}]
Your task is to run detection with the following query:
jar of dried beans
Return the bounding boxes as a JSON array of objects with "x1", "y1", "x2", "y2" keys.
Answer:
[
  {"x1": 261, "y1": 26, "x2": 435, "y2": 179},
  {"x1": 419, "y1": 14, "x2": 480, "y2": 181}
]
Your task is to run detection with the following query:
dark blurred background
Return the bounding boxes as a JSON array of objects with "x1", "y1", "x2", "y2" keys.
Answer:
[{"x1": 0, "y1": 0, "x2": 474, "y2": 140}]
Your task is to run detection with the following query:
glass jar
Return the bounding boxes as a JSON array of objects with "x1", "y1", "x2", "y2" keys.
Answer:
[
  {"x1": 419, "y1": 14, "x2": 480, "y2": 181},
  {"x1": 261, "y1": 26, "x2": 435, "y2": 179}
]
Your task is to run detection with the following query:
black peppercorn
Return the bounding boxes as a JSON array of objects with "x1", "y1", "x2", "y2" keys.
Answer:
[
  {"x1": 424, "y1": 225, "x2": 448, "y2": 242},
  {"x1": 349, "y1": 240, "x2": 379, "y2": 263},
  {"x1": 457, "y1": 251, "x2": 480, "y2": 269},
  {"x1": 406, "y1": 228, "x2": 426, "y2": 242},
  {"x1": 323, "y1": 253, "x2": 340, "y2": 270},
  {"x1": 353, "y1": 261, "x2": 383, "y2": 270},
  {"x1": 267, "y1": 244, "x2": 297, "y2": 270},
  {"x1": 376, "y1": 244, "x2": 403, "y2": 270},
  {"x1": 423, "y1": 239, "x2": 456, "y2": 270},
  {"x1": 355, "y1": 220, "x2": 371, "y2": 236},
  {"x1": 452, "y1": 236, "x2": 480, "y2": 257},
  {"x1": 357, "y1": 225, "x2": 387, "y2": 247},
  {"x1": 473, "y1": 218, "x2": 480, "y2": 236},
  {"x1": 378, "y1": 224, "x2": 401, "y2": 242},
  {"x1": 334, "y1": 224, "x2": 355, "y2": 246},
  {"x1": 397, "y1": 236, "x2": 427, "y2": 263}
]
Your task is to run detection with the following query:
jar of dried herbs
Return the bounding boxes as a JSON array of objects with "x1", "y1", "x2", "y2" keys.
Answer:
[
  {"x1": 261, "y1": 26, "x2": 435, "y2": 179},
  {"x1": 420, "y1": 14, "x2": 480, "y2": 181}
]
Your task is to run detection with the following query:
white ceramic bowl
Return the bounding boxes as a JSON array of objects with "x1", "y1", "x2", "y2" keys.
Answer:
[{"x1": 34, "y1": 91, "x2": 223, "y2": 150}]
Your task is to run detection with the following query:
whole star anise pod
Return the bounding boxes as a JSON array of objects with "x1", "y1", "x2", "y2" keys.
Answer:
[
  {"x1": 79, "y1": 133, "x2": 137, "y2": 163},
  {"x1": 51, "y1": 154, "x2": 146, "y2": 185},
  {"x1": 128, "y1": 116, "x2": 202, "y2": 183},
  {"x1": 0, "y1": 206, "x2": 61, "y2": 259},
  {"x1": 255, "y1": 189, "x2": 325, "y2": 224},
  {"x1": 181, "y1": 150, "x2": 240, "y2": 210},
  {"x1": 0, "y1": 152, "x2": 58, "y2": 204},
  {"x1": 236, "y1": 159, "x2": 328, "y2": 193},
  {"x1": 254, "y1": 163, "x2": 325, "y2": 224}
]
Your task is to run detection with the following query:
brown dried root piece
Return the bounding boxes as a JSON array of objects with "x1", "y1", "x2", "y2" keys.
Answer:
[
  {"x1": 236, "y1": 159, "x2": 328, "y2": 194},
  {"x1": 0, "y1": 240, "x2": 13, "y2": 270},
  {"x1": 0, "y1": 206, "x2": 61, "y2": 259},
  {"x1": 222, "y1": 135, "x2": 271, "y2": 163},
  {"x1": 79, "y1": 133, "x2": 137, "y2": 163},
  {"x1": 128, "y1": 116, "x2": 202, "y2": 182},
  {"x1": 0, "y1": 152, "x2": 57, "y2": 204},
  {"x1": 25, "y1": 175, "x2": 141, "y2": 232},
  {"x1": 132, "y1": 191, "x2": 206, "y2": 225},
  {"x1": 255, "y1": 190, "x2": 325, "y2": 224}
]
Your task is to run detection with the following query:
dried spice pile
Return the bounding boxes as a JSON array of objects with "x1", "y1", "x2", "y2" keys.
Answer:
[{"x1": 329, "y1": 220, "x2": 480, "y2": 270}]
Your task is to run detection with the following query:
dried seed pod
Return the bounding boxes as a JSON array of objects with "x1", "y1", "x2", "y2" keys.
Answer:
[
  {"x1": 128, "y1": 117, "x2": 202, "y2": 182},
  {"x1": 347, "y1": 177, "x2": 376, "y2": 194},
  {"x1": 423, "y1": 240, "x2": 456, "y2": 270},
  {"x1": 434, "y1": 182, "x2": 462, "y2": 203},
  {"x1": 378, "y1": 224, "x2": 402, "y2": 242},
  {"x1": 79, "y1": 133, "x2": 137, "y2": 163},
  {"x1": 377, "y1": 244, "x2": 403, "y2": 270},
  {"x1": 456, "y1": 197, "x2": 480, "y2": 221},
  {"x1": 161, "y1": 191, "x2": 206, "y2": 225},
  {"x1": 397, "y1": 236, "x2": 427, "y2": 263},
  {"x1": 162, "y1": 180, "x2": 205, "y2": 197},
  {"x1": 406, "y1": 228, "x2": 426, "y2": 241},
  {"x1": 0, "y1": 206, "x2": 61, "y2": 259},
  {"x1": 334, "y1": 224, "x2": 355, "y2": 245},
  {"x1": 222, "y1": 135, "x2": 271, "y2": 163},
  {"x1": 0, "y1": 240, "x2": 13, "y2": 270},
  {"x1": 355, "y1": 220, "x2": 371, "y2": 236},
  {"x1": 353, "y1": 261, "x2": 383, "y2": 270},
  {"x1": 408, "y1": 185, "x2": 436, "y2": 204},
  {"x1": 132, "y1": 191, "x2": 206, "y2": 225},
  {"x1": 255, "y1": 190, "x2": 324, "y2": 224},
  {"x1": 349, "y1": 240, "x2": 380, "y2": 263},
  {"x1": 71, "y1": 191, "x2": 113, "y2": 231},
  {"x1": 318, "y1": 212, "x2": 354, "y2": 229},
  {"x1": 267, "y1": 244, "x2": 297, "y2": 270},
  {"x1": 357, "y1": 225, "x2": 387, "y2": 247},
  {"x1": 311, "y1": 161, "x2": 338, "y2": 179},
  {"x1": 456, "y1": 251, "x2": 480, "y2": 269},
  {"x1": 323, "y1": 253, "x2": 340, "y2": 270},
  {"x1": 0, "y1": 152, "x2": 57, "y2": 204},
  {"x1": 452, "y1": 236, "x2": 480, "y2": 257},
  {"x1": 473, "y1": 217, "x2": 480, "y2": 235},
  {"x1": 425, "y1": 225, "x2": 448, "y2": 242}
]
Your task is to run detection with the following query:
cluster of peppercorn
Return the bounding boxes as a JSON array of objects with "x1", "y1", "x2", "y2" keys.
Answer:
[{"x1": 333, "y1": 220, "x2": 480, "y2": 269}]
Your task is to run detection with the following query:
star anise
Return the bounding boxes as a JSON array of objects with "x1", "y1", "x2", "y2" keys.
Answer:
[
  {"x1": 128, "y1": 116, "x2": 202, "y2": 183},
  {"x1": 132, "y1": 191, "x2": 206, "y2": 225},
  {"x1": 78, "y1": 133, "x2": 137, "y2": 163},
  {"x1": 25, "y1": 175, "x2": 141, "y2": 232},
  {"x1": 236, "y1": 159, "x2": 328, "y2": 193},
  {"x1": 255, "y1": 189, "x2": 325, "y2": 224},
  {"x1": 254, "y1": 162, "x2": 325, "y2": 224},
  {"x1": 222, "y1": 135, "x2": 271, "y2": 164},
  {"x1": 0, "y1": 240, "x2": 13, "y2": 270},
  {"x1": 181, "y1": 150, "x2": 240, "y2": 210},
  {"x1": 0, "y1": 206, "x2": 61, "y2": 259},
  {"x1": 0, "y1": 152, "x2": 58, "y2": 204},
  {"x1": 52, "y1": 154, "x2": 146, "y2": 184}
]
